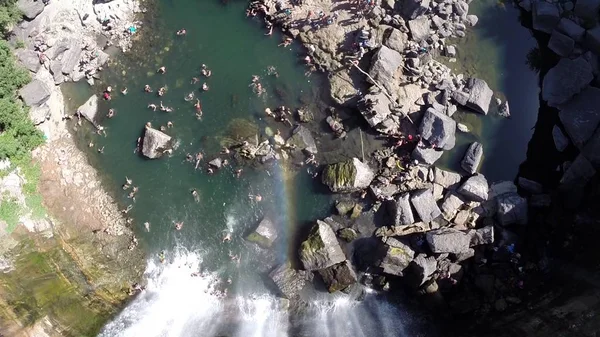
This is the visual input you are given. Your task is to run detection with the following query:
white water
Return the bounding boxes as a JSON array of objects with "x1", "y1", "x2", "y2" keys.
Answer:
[{"x1": 99, "y1": 250, "x2": 413, "y2": 337}]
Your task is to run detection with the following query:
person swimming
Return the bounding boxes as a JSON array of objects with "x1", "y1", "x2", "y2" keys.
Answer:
[
  {"x1": 202, "y1": 83, "x2": 209, "y2": 91},
  {"x1": 148, "y1": 103, "x2": 157, "y2": 111},
  {"x1": 159, "y1": 251, "x2": 166, "y2": 263},
  {"x1": 121, "y1": 87, "x2": 128, "y2": 95},
  {"x1": 222, "y1": 232, "x2": 232, "y2": 242},
  {"x1": 191, "y1": 189, "x2": 200, "y2": 202},
  {"x1": 144, "y1": 222, "x2": 150, "y2": 232},
  {"x1": 158, "y1": 66, "x2": 166, "y2": 74},
  {"x1": 176, "y1": 28, "x2": 187, "y2": 36},
  {"x1": 107, "y1": 109, "x2": 115, "y2": 118},
  {"x1": 144, "y1": 84, "x2": 152, "y2": 92},
  {"x1": 191, "y1": 77, "x2": 200, "y2": 84},
  {"x1": 158, "y1": 86, "x2": 166, "y2": 96},
  {"x1": 184, "y1": 92, "x2": 195, "y2": 101},
  {"x1": 167, "y1": 121, "x2": 173, "y2": 128},
  {"x1": 174, "y1": 221, "x2": 183, "y2": 230}
]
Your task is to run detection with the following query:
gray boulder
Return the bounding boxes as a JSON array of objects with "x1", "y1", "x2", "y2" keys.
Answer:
[
  {"x1": 45, "y1": 38, "x2": 71, "y2": 60},
  {"x1": 496, "y1": 193, "x2": 528, "y2": 225},
  {"x1": 552, "y1": 125, "x2": 569, "y2": 152},
  {"x1": 49, "y1": 60, "x2": 65, "y2": 85},
  {"x1": 17, "y1": 0, "x2": 45, "y2": 20},
  {"x1": 246, "y1": 217, "x2": 278, "y2": 248},
  {"x1": 408, "y1": 16, "x2": 431, "y2": 42},
  {"x1": 141, "y1": 127, "x2": 173, "y2": 159},
  {"x1": 517, "y1": 177, "x2": 543, "y2": 194},
  {"x1": 287, "y1": 125, "x2": 317, "y2": 154},
  {"x1": 548, "y1": 30, "x2": 574, "y2": 57},
  {"x1": 559, "y1": 155, "x2": 596, "y2": 208},
  {"x1": 558, "y1": 86, "x2": 600, "y2": 149},
  {"x1": 269, "y1": 263, "x2": 311, "y2": 299},
  {"x1": 575, "y1": 0, "x2": 600, "y2": 21},
  {"x1": 369, "y1": 46, "x2": 403, "y2": 94},
  {"x1": 61, "y1": 41, "x2": 82, "y2": 75},
  {"x1": 329, "y1": 70, "x2": 358, "y2": 105},
  {"x1": 318, "y1": 261, "x2": 357, "y2": 293},
  {"x1": 76, "y1": 95, "x2": 98, "y2": 125},
  {"x1": 454, "y1": 1, "x2": 469, "y2": 18},
  {"x1": 433, "y1": 167, "x2": 462, "y2": 189},
  {"x1": 407, "y1": 254, "x2": 437, "y2": 286},
  {"x1": 360, "y1": 91, "x2": 393, "y2": 128},
  {"x1": 384, "y1": 28, "x2": 408, "y2": 53},
  {"x1": 557, "y1": 18, "x2": 585, "y2": 42},
  {"x1": 19, "y1": 79, "x2": 50, "y2": 107},
  {"x1": 461, "y1": 142, "x2": 483, "y2": 174},
  {"x1": 457, "y1": 174, "x2": 488, "y2": 202},
  {"x1": 299, "y1": 220, "x2": 345, "y2": 271},
  {"x1": 380, "y1": 239, "x2": 415, "y2": 276},
  {"x1": 410, "y1": 188, "x2": 442, "y2": 222},
  {"x1": 465, "y1": 14, "x2": 479, "y2": 26},
  {"x1": 426, "y1": 228, "x2": 472, "y2": 254},
  {"x1": 440, "y1": 192, "x2": 464, "y2": 220},
  {"x1": 419, "y1": 108, "x2": 456, "y2": 150},
  {"x1": 412, "y1": 142, "x2": 444, "y2": 165},
  {"x1": 489, "y1": 181, "x2": 518, "y2": 199},
  {"x1": 470, "y1": 226, "x2": 494, "y2": 246},
  {"x1": 532, "y1": 1, "x2": 560, "y2": 33},
  {"x1": 322, "y1": 158, "x2": 374, "y2": 193},
  {"x1": 391, "y1": 193, "x2": 415, "y2": 226},
  {"x1": 498, "y1": 100, "x2": 510, "y2": 117},
  {"x1": 465, "y1": 78, "x2": 493, "y2": 114},
  {"x1": 17, "y1": 49, "x2": 41, "y2": 73},
  {"x1": 402, "y1": 0, "x2": 430, "y2": 19},
  {"x1": 543, "y1": 57, "x2": 593, "y2": 108},
  {"x1": 586, "y1": 26, "x2": 600, "y2": 54}
]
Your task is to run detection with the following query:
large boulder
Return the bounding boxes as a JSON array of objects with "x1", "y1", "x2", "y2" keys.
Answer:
[
  {"x1": 433, "y1": 167, "x2": 462, "y2": 189},
  {"x1": 557, "y1": 18, "x2": 585, "y2": 42},
  {"x1": 574, "y1": 0, "x2": 600, "y2": 21},
  {"x1": 496, "y1": 193, "x2": 528, "y2": 225},
  {"x1": 461, "y1": 142, "x2": 483, "y2": 174},
  {"x1": 543, "y1": 57, "x2": 593, "y2": 108},
  {"x1": 329, "y1": 70, "x2": 358, "y2": 105},
  {"x1": 141, "y1": 127, "x2": 173, "y2": 159},
  {"x1": 470, "y1": 226, "x2": 494, "y2": 246},
  {"x1": 559, "y1": 154, "x2": 596, "y2": 208},
  {"x1": 368, "y1": 46, "x2": 403, "y2": 94},
  {"x1": 532, "y1": 1, "x2": 560, "y2": 33},
  {"x1": 269, "y1": 263, "x2": 311, "y2": 299},
  {"x1": 552, "y1": 125, "x2": 569, "y2": 152},
  {"x1": 76, "y1": 95, "x2": 98, "y2": 125},
  {"x1": 408, "y1": 16, "x2": 431, "y2": 42},
  {"x1": 426, "y1": 228, "x2": 472, "y2": 254},
  {"x1": 558, "y1": 86, "x2": 600, "y2": 149},
  {"x1": 17, "y1": 0, "x2": 45, "y2": 20},
  {"x1": 246, "y1": 217, "x2": 278, "y2": 248},
  {"x1": 457, "y1": 174, "x2": 489, "y2": 202},
  {"x1": 406, "y1": 254, "x2": 437, "y2": 286},
  {"x1": 322, "y1": 158, "x2": 374, "y2": 193},
  {"x1": 548, "y1": 30, "x2": 574, "y2": 57},
  {"x1": 379, "y1": 238, "x2": 415, "y2": 276},
  {"x1": 384, "y1": 28, "x2": 409, "y2": 53},
  {"x1": 412, "y1": 142, "x2": 444, "y2": 165},
  {"x1": 464, "y1": 78, "x2": 493, "y2": 114},
  {"x1": 391, "y1": 192, "x2": 415, "y2": 226},
  {"x1": 410, "y1": 188, "x2": 442, "y2": 222},
  {"x1": 440, "y1": 192, "x2": 464, "y2": 220},
  {"x1": 318, "y1": 261, "x2": 357, "y2": 293},
  {"x1": 360, "y1": 91, "x2": 393, "y2": 128},
  {"x1": 17, "y1": 49, "x2": 41, "y2": 73},
  {"x1": 402, "y1": 0, "x2": 430, "y2": 19},
  {"x1": 287, "y1": 125, "x2": 317, "y2": 154},
  {"x1": 586, "y1": 26, "x2": 600, "y2": 54},
  {"x1": 18, "y1": 80, "x2": 50, "y2": 107},
  {"x1": 299, "y1": 220, "x2": 345, "y2": 271},
  {"x1": 61, "y1": 40, "x2": 82, "y2": 75},
  {"x1": 419, "y1": 108, "x2": 456, "y2": 150}
]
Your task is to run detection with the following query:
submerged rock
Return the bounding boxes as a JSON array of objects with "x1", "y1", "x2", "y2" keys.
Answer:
[
  {"x1": 141, "y1": 127, "x2": 173, "y2": 159},
  {"x1": 380, "y1": 238, "x2": 415, "y2": 276},
  {"x1": 461, "y1": 142, "x2": 483, "y2": 174},
  {"x1": 246, "y1": 217, "x2": 278, "y2": 248},
  {"x1": 269, "y1": 263, "x2": 312, "y2": 299},
  {"x1": 318, "y1": 260, "x2": 357, "y2": 293},
  {"x1": 299, "y1": 220, "x2": 345, "y2": 271},
  {"x1": 322, "y1": 158, "x2": 375, "y2": 193}
]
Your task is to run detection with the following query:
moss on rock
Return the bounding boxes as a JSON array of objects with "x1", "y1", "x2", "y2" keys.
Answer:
[{"x1": 322, "y1": 160, "x2": 357, "y2": 193}]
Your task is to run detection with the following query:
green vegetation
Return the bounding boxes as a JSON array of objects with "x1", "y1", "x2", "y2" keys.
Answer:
[
  {"x1": 0, "y1": 198, "x2": 20, "y2": 232},
  {"x1": 322, "y1": 160, "x2": 357, "y2": 192},
  {"x1": 0, "y1": 0, "x2": 21, "y2": 36}
]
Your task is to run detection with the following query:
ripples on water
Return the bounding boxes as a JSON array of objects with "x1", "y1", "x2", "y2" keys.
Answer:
[{"x1": 99, "y1": 251, "x2": 411, "y2": 337}]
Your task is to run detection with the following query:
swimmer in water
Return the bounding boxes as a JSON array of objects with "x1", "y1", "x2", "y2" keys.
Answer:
[
  {"x1": 202, "y1": 83, "x2": 209, "y2": 91},
  {"x1": 148, "y1": 103, "x2": 157, "y2": 111},
  {"x1": 97, "y1": 146, "x2": 104, "y2": 154},
  {"x1": 191, "y1": 77, "x2": 200, "y2": 84},
  {"x1": 223, "y1": 232, "x2": 232, "y2": 242},
  {"x1": 144, "y1": 222, "x2": 150, "y2": 232},
  {"x1": 191, "y1": 189, "x2": 200, "y2": 202},
  {"x1": 121, "y1": 87, "x2": 128, "y2": 95},
  {"x1": 159, "y1": 250, "x2": 166, "y2": 263},
  {"x1": 185, "y1": 92, "x2": 195, "y2": 101},
  {"x1": 176, "y1": 28, "x2": 187, "y2": 36},
  {"x1": 107, "y1": 109, "x2": 115, "y2": 118},
  {"x1": 158, "y1": 86, "x2": 166, "y2": 97},
  {"x1": 221, "y1": 146, "x2": 230, "y2": 154},
  {"x1": 174, "y1": 221, "x2": 183, "y2": 230},
  {"x1": 167, "y1": 121, "x2": 173, "y2": 128},
  {"x1": 235, "y1": 168, "x2": 243, "y2": 178},
  {"x1": 144, "y1": 84, "x2": 152, "y2": 92},
  {"x1": 158, "y1": 66, "x2": 166, "y2": 74},
  {"x1": 195, "y1": 152, "x2": 203, "y2": 169}
]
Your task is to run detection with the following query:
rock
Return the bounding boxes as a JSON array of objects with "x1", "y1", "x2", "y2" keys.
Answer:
[
  {"x1": 391, "y1": 193, "x2": 415, "y2": 226},
  {"x1": 433, "y1": 167, "x2": 462, "y2": 189},
  {"x1": 17, "y1": 0, "x2": 45, "y2": 20},
  {"x1": 495, "y1": 298, "x2": 508, "y2": 312},
  {"x1": 530, "y1": 194, "x2": 552, "y2": 207},
  {"x1": 419, "y1": 108, "x2": 456, "y2": 150},
  {"x1": 464, "y1": 78, "x2": 493, "y2": 115},
  {"x1": 461, "y1": 142, "x2": 483, "y2": 174},
  {"x1": 470, "y1": 226, "x2": 494, "y2": 246},
  {"x1": 465, "y1": 14, "x2": 479, "y2": 27},
  {"x1": 426, "y1": 228, "x2": 472, "y2": 254},
  {"x1": 29, "y1": 105, "x2": 50, "y2": 125},
  {"x1": 299, "y1": 220, "x2": 346, "y2": 271},
  {"x1": 246, "y1": 217, "x2": 278, "y2": 248},
  {"x1": 410, "y1": 188, "x2": 442, "y2": 223},
  {"x1": 496, "y1": 192, "x2": 528, "y2": 225},
  {"x1": 445, "y1": 45, "x2": 457, "y2": 57},
  {"x1": 560, "y1": 154, "x2": 596, "y2": 187},
  {"x1": 17, "y1": 49, "x2": 40, "y2": 73},
  {"x1": 335, "y1": 200, "x2": 355, "y2": 216},
  {"x1": 402, "y1": 0, "x2": 430, "y2": 19},
  {"x1": 141, "y1": 127, "x2": 173, "y2": 159},
  {"x1": 384, "y1": 28, "x2": 408, "y2": 53},
  {"x1": 49, "y1": 60, "x2": 65, "y2": 85},
  {"x1": 329, "y1": 70, "x2": 358, "y2": 105},
  {"x1": 269, "y1": 263, "x2": 311, "y2": 299},
  {"x1": 360, "y1": 91, "x2": 393, "y2": 128},
  {"x1": 407, "y1": 254, "x2": 437, "y2": 286},
  {"x1": 557, "y1": 18, "x2": 585, "y2": 42},
  {"x1": 287, "y1": 125, "x2": 317, "y2": 154},
  {"x1": 574, "y1": 0, "x2": 600, "y2": 21},
  {"x1": 412, "y1": 142, "x2": 444, "y2": 165},
  {"x1": 532, "y1": 1, "x2": 560, "y2": 33},
  {"x1": 548, "y1": 30, "x2": 575, "y2": 57},
  {"x1": 75, "y1": 95, "x2": 99, "y2": 125},
  {"x1": 61, "y1": 41, "x2": 82, "y2": 75},
  {"x1": 453, "y1": 210, "x2": 471, "y2": 227},
  {"x1": 322, "y1": 158, "x2": 375, "y2": 193},
  {"x1": 543, "y1": 57, "x2": 593, "y2": 108},
  {"x1": 452, "y1": 90, "x2": 470, "y2": 106},
  {"x1": 369, "y1": 46, "x2": 403, "y2": 94},
  {"x1": 558, "y1": 86, "x2": 600, "y2": 149},
  {"x1": 457, "y1": 174, "x2": 488, "y2": 202},
  {"x1": 552, "y1": 125, "x2": 569, "y2": 152},
  {"x1": 380, "y1": 239, "x2": 415, "y2": 276},
  {"x1": 318, "y1": 261, "x2": 357, "y2": 293},
  {"x1": 45, "y1": 38, "x2": 71, "y2": 60},
  {"x1": 457, "y1": 123, "x2": 469, "y2": 133},
  {"x1": 408, "y1": 16, "x2": 431, "y2": 42},
  {"x1": 208, "y1": 158, "x2": 223, "y2": 169},
  {"x1": 586, "y1": 26, "x2": 600, "y2": 54},
  {"x1": 498, "y1": 100, "x2": 510, "y2": 118},
  {"x1": 441, "y1": 192, "x2": 464, "y2": 220},
  {"x1": 517, "y1": 177, "x2": 543, "y2": 194},
  {"x1": 338, "y1": 228, "x2": 358, "y2": 242},
  {"x1": 18, "y1": 79, "x2": 50, "y2": 107}
]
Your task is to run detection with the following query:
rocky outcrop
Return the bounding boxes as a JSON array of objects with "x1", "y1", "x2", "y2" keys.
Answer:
[
  {"x1": 322, "y1": 158, "x2": 374, "y2": 193},
  {"x1": 552, "y1": 125, "x2": 569, "y2": 152},
  {"x1": 246, "y1": 217, "x2": 278, "y2": 248},
  {"x1": 532, "y1": 1, "x2": 560, "y2": 33},
  {"x1": 412, "y1": 141, "x2": 444, "y2": 165},
  {"x1": 542, "y1": 57, "x2": 593, "y2": 107},
  {"x1": 16, "y1": 49, "x2": 41, "y2": 73},
  {"x1": 318, "y1": 260, "x2": 357, "y2": 293},
  {"x1": 269, "y1": 263, "x2": 312, "y2": 299},
  {"x1": 298, "y1": 220, "x2": 345, "y2": 271},
  {"x1": 461, "y1": 142, "x2": 483, "y2": 174},
  {"x1": 408, "y1": 16, "x2": 431, "y2": 42},
  {"x1": 496, "y1": 192, "x2": 528, "y2": 225},
  {"x1": 18, "y1": 79, "x2": 50, "y2": 107},
  {"x1": 141, "y1": 127, "x2": 173, "y2": 159}
]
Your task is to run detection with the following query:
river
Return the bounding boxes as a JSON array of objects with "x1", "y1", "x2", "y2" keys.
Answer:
[{"x1": 61, "y1": 0, "x2": 539, "y2": 335}]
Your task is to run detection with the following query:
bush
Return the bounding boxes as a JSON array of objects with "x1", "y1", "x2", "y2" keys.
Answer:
[{"x1": 0, "y1": 0, "x2": 20, "y2": 36}]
